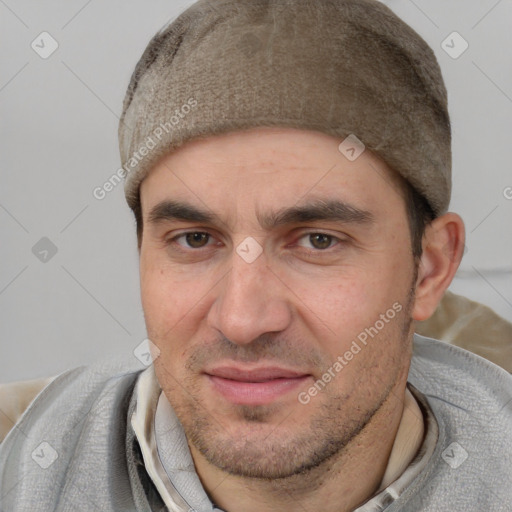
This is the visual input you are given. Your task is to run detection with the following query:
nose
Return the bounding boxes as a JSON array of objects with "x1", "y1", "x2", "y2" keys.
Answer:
[{"x1": 207, "y1": 249, "x2": 292, "y2": 345}]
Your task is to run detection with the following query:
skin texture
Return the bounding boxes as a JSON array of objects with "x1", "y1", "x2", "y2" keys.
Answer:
[{"x1": 138, "y1": 126, "x2": 465, "y2": 512}]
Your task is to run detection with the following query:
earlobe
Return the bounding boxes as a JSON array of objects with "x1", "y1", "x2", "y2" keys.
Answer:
[{"x1": 412, "y1": 213, "x2": 465, "y2": 322}]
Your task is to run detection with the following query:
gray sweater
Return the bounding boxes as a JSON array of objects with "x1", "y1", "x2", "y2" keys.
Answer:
[{"x1": 0, "y1": 333, "x2": 511, "y2": 511}]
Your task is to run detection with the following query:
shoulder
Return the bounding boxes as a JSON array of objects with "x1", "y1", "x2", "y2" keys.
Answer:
[
  {"x1": 9, "y1": 354, "x2": 145, "y2": 433},
  {"x1": 0, "y1": 354, "x2": 144, "y2": 447},
  {"x1": 409, "y1": 333, "x2": 512, "y2": 423},
  {"x1": 0, "y1": 354, "x2": 145, "y2": 508},
  {"x1": 397, "y1": 335, "x2": 512, "y2": 509}
]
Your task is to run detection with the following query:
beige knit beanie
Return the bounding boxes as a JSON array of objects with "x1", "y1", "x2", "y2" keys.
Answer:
[{"x1": 119, "y1": 0, "x2": 451, "y2": 216}]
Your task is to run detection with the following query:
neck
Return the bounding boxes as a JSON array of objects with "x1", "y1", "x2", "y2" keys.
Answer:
[{"x1": 189, "y1": 379, "x2": 414, "y2": 512}]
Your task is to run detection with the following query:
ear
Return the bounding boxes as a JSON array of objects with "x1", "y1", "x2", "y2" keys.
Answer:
[{"x1": 412, "y1": 212, "x2": 466, "y2": 322}]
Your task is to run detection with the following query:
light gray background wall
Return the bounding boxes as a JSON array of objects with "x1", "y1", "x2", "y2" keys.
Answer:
[{"x1": 1, "y1": 0, "x2": 511, "y2": 382}]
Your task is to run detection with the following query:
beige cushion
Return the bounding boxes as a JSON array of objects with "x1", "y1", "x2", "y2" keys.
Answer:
[
  {"x1": 416, "y1": 290, "x2": 512, "y2": 373},
  {"x1": 0, "y1": 376, "x2": 55, "y2": 444}
]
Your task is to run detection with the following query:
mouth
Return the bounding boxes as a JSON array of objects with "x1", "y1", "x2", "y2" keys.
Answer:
[{"x1": 204, "y1": 365, "x2": 311, "y2": 406}]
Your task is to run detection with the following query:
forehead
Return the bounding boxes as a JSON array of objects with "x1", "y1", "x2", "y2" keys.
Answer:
[{"x1": 139, "y1": 126, "x2": 408, "y2": 221}]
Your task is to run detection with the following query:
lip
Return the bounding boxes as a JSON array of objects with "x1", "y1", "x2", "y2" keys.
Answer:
[{"x1": 205, "y1": 365, "x2": 311, "y2": 405}]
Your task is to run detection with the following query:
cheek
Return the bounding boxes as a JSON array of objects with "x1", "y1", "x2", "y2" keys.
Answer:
[
  {"x1": 139, "y1": 255, "x2": 216, "y2": 349},
  {"x1": 140, "y1": 257, "x2": 184, "y2": 337},
  {"x1": 280, "y1": 272, "x2": 371, "y2": 356},
  {"x1": 289, "y1": 259, "x2": 412, "y2": 355},
  {"x1": 140, "y1": 271, "x2": 191, "y2": 375}
]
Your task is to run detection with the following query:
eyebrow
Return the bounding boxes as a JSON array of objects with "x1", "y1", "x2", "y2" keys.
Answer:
[{"x1": 147, "y1": 198, "x2": 375, "y2": 230}]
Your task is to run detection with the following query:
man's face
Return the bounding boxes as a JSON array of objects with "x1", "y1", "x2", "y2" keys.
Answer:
[{"x1": 139, "y1": 126, "x2": 418, "y2": 479}]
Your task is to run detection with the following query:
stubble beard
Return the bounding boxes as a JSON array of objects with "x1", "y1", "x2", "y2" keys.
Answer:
[{"x1": 160, "y1": 273, "x2": 417, "y2": 481}]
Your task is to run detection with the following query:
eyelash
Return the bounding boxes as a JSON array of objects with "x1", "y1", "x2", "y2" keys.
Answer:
[{"x1": 166, "y1": 231, "x2": 344, "y2": 253}]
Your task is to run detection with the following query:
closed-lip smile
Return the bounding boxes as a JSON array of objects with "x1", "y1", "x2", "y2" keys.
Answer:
[{"x1": 204, "y1": 364, "x2": 311, "y2": 405}]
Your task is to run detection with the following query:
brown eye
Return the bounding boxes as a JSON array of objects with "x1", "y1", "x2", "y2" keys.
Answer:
[
  {"x1": 309, "y1": 233, "x2": 333, "y2": 250},
  {"x1": 184, "y1": 232, "x2": 210, "y2": 248}
]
